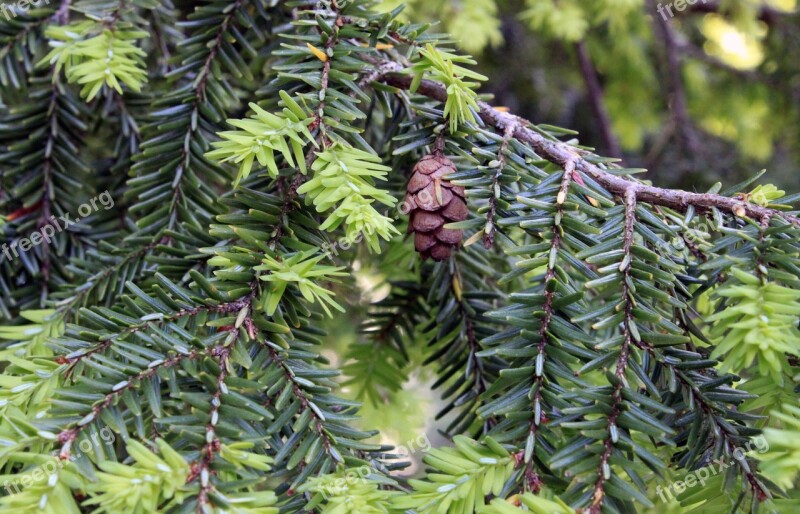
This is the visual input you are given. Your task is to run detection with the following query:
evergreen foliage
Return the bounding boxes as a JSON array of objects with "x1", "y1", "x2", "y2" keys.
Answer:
[{"x1": 1, "y1": 1, "x2": 799, "y2": 513}]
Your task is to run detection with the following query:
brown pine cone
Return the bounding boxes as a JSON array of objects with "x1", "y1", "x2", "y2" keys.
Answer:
[{"x1": 404, "y1": 154, "x2": 468, "y2": 261}]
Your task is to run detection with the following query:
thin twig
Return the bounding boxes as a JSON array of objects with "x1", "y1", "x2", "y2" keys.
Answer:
[
  {"x1": 195, "y1": 344, "x2": 232, "y2": 512},
  {"x1": 590, "y1": 188, "x2": 637, "y2": 513},
  {"x1": 483, "y1": 122, "x2": 517, "y2": 248},
  {"x1": 521, "y1": 159, "x2": 576, "y2": 492}
]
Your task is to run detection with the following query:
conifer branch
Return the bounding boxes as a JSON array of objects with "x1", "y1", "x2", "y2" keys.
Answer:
[
  {"x1": 307, "y1": 9, "x2": 341, "y2": 139},
  {"x1": 378, "y1": 71, "x2": 800, "y2": 226},
  {"x1": 454, "y1": 261, "x2": 493, "y2": 432},
  {"x1": 194, "y1": 344, "x2": 232, "y2": 512},
  {"x1": 167, "y1": 3, "x2": 241, "y2": 226},
  {"x1": 260, "y1": 340, "x2": 340, "y2": 462},
  {"x1": 56, "y1": 240, "x2": 160, "y2": 316},
  {"x1": 33, "y1": 0, "x2": 74, "y2": 288},
  {"x1": 675, "y1": 370, "x2": 771, "y2": 501},
  {"x1": 61, "y1": 295, "x2": 252, "y2": 370},
  {"x1": 590, "y1": 188, "x2": 636, "y2": 513},
  {"x1": 523, "y1": 159, "x2": 575, "y2": 491},
  {"x1": 57, "y1": 345, "x2": 216, "y2": 459},
  {"x1": 37, "y1": 82, "x2": 59, "y2": 286},
  {"x1": 483, "y1": 121, "x2": 516, "y2": 248},
  {"x1": 194, "y1": 0, "x2": 243, "y2": 103}
]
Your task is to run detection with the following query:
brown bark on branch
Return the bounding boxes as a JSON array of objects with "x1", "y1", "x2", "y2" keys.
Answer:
[{"x1": 377, "y1": 71, "x2": 800, "y2": 227}]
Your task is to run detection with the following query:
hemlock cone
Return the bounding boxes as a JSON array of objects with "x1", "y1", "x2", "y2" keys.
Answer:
[
  {"x1": 405, "y1": 153, "x2": 468, "y2": 261},
  {"x1": 0, "y1": 1, "x2": 799, "y2": 514}
]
